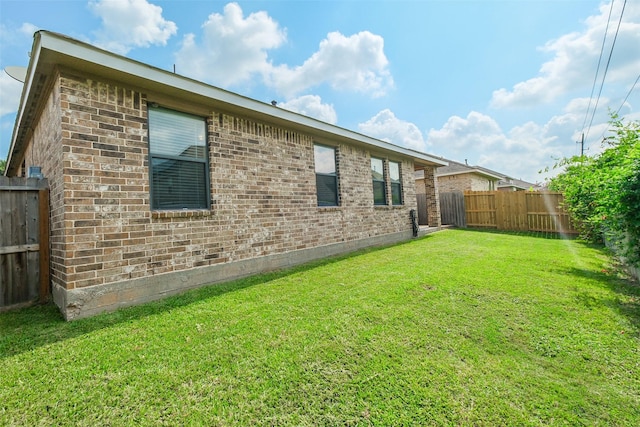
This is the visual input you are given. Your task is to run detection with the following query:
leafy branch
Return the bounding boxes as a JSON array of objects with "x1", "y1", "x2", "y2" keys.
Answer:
[{"x1": 549, "y1": 113, "x2": 640, "y2": 267}]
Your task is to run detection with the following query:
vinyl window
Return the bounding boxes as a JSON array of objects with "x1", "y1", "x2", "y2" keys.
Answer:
[
  {"x1": 389, "y1": 161, "x2": 403, "y2": 205},
  {"x1": 148, "y1": 106, "x2": 210, "y2": 210},
  {"x1": 371, "y1": 157, "x2": 386, "y2": 205},
  {"x1": 314, "y1": 144, "x2": 339, "y2": 206}
]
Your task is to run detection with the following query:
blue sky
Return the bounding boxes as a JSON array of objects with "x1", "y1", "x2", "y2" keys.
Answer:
[{"x1": 1, "y1": 0, "x2": 638, "y2": 183}]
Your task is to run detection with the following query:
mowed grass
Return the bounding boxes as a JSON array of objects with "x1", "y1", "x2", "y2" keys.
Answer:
[{"x1": 1, "y1": 229, "x2": 639, "y2": 426}]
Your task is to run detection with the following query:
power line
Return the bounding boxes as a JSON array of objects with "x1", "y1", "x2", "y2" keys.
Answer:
[
  {"x1": 594, "y1": 72, "x2": 640, "y2": 144},
  {"x1": 581, "y1": 0, "x2": 616, "y2": 133},
  {"x1": 584, "y1": 0, "x2": 627, "y2": 142},
  {"x1": 614, "y1": 73, "x2": 640, "y2": 116}
]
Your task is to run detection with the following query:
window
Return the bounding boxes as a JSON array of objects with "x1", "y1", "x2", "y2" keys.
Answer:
[
  {"x1": 371, "y1": 157, "x2": 386, "y2": 205},
  {"x1": 314, "y1": 144, "x2": 338, "y2": 206},
  {"x1": 148, "y1": 106, "x2": 209, "y2": 210},
  {"x1": 389, "y1": 161, "x2": 403, "y2": 205}
]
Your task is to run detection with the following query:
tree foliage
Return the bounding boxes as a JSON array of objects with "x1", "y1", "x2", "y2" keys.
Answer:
[
  {"x1": 549, "y1": 114, "x2": 640, "y2": 267},
  {"x1": 0, "y1": 159, "x2": 6, "y2": 175}
]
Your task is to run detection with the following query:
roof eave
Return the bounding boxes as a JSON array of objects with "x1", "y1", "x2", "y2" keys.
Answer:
[
  {"x1": 437, "y1": 169, "x2": 502, "y2": 180},
  {"x1": 8, "y1": 31, "x2": 447, "y2": 172},
  {"x1": 6, "y1": 32, "x2": 44, "y2": 175}
]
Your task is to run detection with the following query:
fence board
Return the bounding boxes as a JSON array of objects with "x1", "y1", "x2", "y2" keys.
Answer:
[
  {"x1": 496, "y1": 191, "x2": 528, "y2": 231},
  {"x1": 39, "y1": 189, "x2": 50, "y2": 302},
  {"x1": 416, "y1": 193, "x2": 428, "y2": 225},
  {"x1": 462, "y1": 191, "x2": 577, "y2": 234},
  {"x1": 440, "y1": 192, "x2": 466, "y2": 227},
  {"x1": 465, "y1": 191, "x2": 497, "y2": 228},
  {"x1": 0, "y1": 177, "x2": 50, "y2": 310}
]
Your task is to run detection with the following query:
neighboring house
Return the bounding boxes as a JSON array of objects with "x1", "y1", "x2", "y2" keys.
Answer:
[
  {"x1": 5, "y1": 31, "x2": 447, "y2": 319},
  {"x1": 416, "y1": 158, "x2": 538, "y2": 194},
  {"x1": 415, "y1": 158, "x2": 502, "y2": 195},
  {"x1": 414, "y1": 158, "x2": 540, "y2": 225},
  {"x1": 436, "y1": 160, "x2": 504, "y2": 192},
  {"x1": 497, "y1": 177, "x2": 538, "y2": 192}
]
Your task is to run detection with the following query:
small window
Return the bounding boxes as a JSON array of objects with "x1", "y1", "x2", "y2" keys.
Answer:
[
  {"x1": 314, "y1": 144, "x2": 338, "y2": 206},
  {"x1": 148, "y1": 106, "x2": 209, "y2": 210},
  {"x1": 389, "y1": 161, "x2": 403, "y2": 205},
  {"x1": 371, "y1": 157, "x2": 386, "y2": 205}
]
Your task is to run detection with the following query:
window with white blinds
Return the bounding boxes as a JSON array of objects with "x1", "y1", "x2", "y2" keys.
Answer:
[
  {"x1": 148, "y1": 106, "x2": 209, "y2": 210},
  {"x1": 389, "y1": 161, "x2": 403, "y2": 205},
  {"x1": 314, "y1": 144, "x2": 339, "y2": 206}
]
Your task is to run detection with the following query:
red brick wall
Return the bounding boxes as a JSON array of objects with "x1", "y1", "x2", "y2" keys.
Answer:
[
  {"x1": 24, "y1": 72, "x2": 419, "y2": 293},
  {"x1": 437, "y1": 174, "x2": 495, "y2": 193},
  {"x1": 24, "y1": 72, "x2": 65, "y2": 291}
]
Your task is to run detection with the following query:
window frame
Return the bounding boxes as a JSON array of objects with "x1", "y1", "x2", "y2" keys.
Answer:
[
  {"x1": 148, "y1": 105, "x2": 211, "y2": 211},
  {"x1": 388, "y1": 160, "x2": 403, "y2": 206},
  {"x1": 313, "y1": 143, "x2": 339, "y2": 207},
  {"x1": 371, "y1": 157, "x2": 387, "y2": 206}
]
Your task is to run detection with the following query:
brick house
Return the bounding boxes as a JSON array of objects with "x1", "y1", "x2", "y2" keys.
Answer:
[
  {"x1": 4, "y1": 31, "x2": 446, "y2": 319},
  {"x1": 415, "y1": 159, "x2": 503, "y2": 225},
  {"x1": 431, "y1": 159, "x2": 504, "y2": 193},
  {"x1": 497, "y1": 177, "x2": 537, "y2": 192}
]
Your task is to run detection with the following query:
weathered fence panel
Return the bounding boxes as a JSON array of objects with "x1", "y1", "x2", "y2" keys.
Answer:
[
  {"x1": 0, "y1": 177, "x2": 50, "y2": 310},
  {"x1": 440, "y1": 192, "x2": 466, "y2": 227},
  {"x1": 416, "y1": 193, "x2": 428, "y2": 225},
  {"x1": 463, "y1": 191, "x2": 577, "y2": 234}
]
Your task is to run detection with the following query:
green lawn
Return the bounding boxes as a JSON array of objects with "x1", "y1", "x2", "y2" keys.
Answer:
[{"x1": 1, "y1": 229, "x2": 639, "y2": 426}]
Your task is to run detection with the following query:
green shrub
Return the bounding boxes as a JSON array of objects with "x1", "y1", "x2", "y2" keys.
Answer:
[{"x1": 549, "y1": 114, "x2": 640, "y2": 267}]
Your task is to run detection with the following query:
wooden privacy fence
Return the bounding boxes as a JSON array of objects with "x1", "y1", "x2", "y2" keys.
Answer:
[
  {"x1": 416, "y1": 193, "x2": 428, "y2": 225},
  {"x1": 440, "y1": 192, "x2": 466, "y2": 227},
  {"x1": 463, "y1": 191, "x2": 578, "y2": 234},
  {"x1": 0, "y1": 177, "x2": 50, "y2": 310}
]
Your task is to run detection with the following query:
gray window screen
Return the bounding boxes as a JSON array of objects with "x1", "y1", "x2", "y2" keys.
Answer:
[
  {"x1": 314, "y1": 144, "x2": 339, "y2": 206},
  {"x1": 389, "y1": 161, "x2": 403, "y2": 205},
  {"x1": 148, "y1": 106, "x2": 209, "y2": 210},
  {"x1": 371, "y1": 157, "x2": 386, "y2": 205}
]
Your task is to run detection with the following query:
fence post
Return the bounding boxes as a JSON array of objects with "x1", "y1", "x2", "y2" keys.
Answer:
[{"x1": 38, "y1": 188, "x2": 50, "y2": 302}]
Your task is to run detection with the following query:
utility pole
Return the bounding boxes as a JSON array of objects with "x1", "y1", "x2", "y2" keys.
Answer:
[{"x1": 578, "y1": 133, "x2": 584, "y2": 157}]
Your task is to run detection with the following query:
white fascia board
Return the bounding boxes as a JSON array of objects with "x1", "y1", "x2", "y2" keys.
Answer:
[
  {"x1": 471, "y1": 169, "x2": 503, "y2": 180},
  {"x1": 437, "y1": 169, "x2": 502, "y2": 180},
  {"x1": 36, "y1": 31, "x2": 446, "y2": 167},
  {"x1": 6, "y1": 33, "x2": 43, "y2": 173}
]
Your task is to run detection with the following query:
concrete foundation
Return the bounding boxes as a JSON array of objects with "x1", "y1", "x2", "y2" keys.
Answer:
[{"x1": 54, "y1": 230, "x2": 415, "y2": 320}]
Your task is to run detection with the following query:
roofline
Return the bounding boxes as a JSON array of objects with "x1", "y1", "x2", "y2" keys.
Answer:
[
  {"x1": 7, "y1": 31, "x2": 446, "y2": 174},
  {"x1": 436, "y1": 169, "x2": 503, "y2": 180},
  {"x1": 6, "y1": 31, "x2": 43, "y2": 173},
  {"x1": 497, "y1": 182, "x2": 530, "y2": 190}
]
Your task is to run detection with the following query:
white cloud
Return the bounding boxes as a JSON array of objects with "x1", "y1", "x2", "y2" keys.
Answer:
[
  {"x1": 426, "y1": 111, "x2": 573, "y2": 182},
  {"x1": 0, "y1": 23, "x2": 32, "y2": 155},
  {"x1": 175, "y1": 2, "x2": 285, "y2": 86},
  {"x1": 491, "y1": 1, "x2": 640, "y2": 109},
  {"x1": 0, "y1": 73, "x2": 22, "y2": 160},
  {"x1": 175, "y1": 3, "x2": 393, "y2": 99},
  {"x1": 427, "y1": 111, "x2": 506, "y2": 152},
  {"x1": 362, "y1": 110, "x2": 558, "y2": 180},
  {"x1": 0, "y1": 72, "x2": 23, "y2": 117},
  {"x1": 277, "y1": 95, "x2": 338, "y2": 124},
  {"x1": 270, "y1": 31, "x2": 393, "y2": 98},
  {"x1": 0, "y1": 22, "x2": 38, "y2": 46},
  {"x1": 19, "y1": 23, "x2": 39, "y2": 38},
  {"x1": 358, "y1": 109, "x2": 426, "y2": 152},
  {"x1": 89, "y1": 0, "x2": 177, "y2": 54}
]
